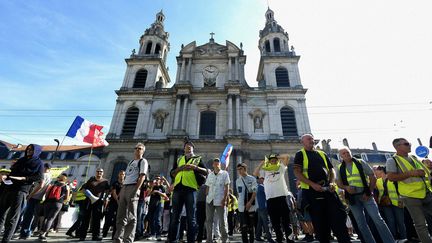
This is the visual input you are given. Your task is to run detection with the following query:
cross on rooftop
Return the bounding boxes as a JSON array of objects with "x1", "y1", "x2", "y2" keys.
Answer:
[{"x1": 210, "y1": 32, "x2": 215, "y2": 39}]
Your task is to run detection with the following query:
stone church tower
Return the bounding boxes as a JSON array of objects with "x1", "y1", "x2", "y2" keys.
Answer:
[{"x1": 103, "y1": 9, "x2": 311, "y2": 188}]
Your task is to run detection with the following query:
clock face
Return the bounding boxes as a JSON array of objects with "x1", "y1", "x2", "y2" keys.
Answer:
[{"x1": 202, "y1": 65, "x2": 219, "y2": 79}]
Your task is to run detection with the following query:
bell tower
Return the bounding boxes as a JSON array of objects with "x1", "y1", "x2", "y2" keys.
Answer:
[
  {"x1": 120, "y1": 10, "x2": 170, "y2": 90},
  {"x1": 256, "y1": 8, "x2": 302, "y2": 89}
]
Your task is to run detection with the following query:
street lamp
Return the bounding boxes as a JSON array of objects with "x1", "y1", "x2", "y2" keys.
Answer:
[{"x1": 51, "y1": 139, "x2": 60, "y2": 163}]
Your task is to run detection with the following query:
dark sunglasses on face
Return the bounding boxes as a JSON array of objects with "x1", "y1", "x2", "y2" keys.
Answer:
[
  {"x1": 400, "y1": 142, "x2": 411, "y2": 146},
  {"x1": 96, "y1": 171, "x2": 103, "y2": 173},
  {"x1": 135, "y1": 147, "x2": 143, "y2": 150}
]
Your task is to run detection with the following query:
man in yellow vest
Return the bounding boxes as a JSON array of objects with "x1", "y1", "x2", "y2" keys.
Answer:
[
  {"x1": 375, "y1": 166, "x2": 406, "y2": 240},
  {"x1": 168, "y1": 139, "x2": 208, "y2": 243},
  {"x1": 293, "y1": 134, "x2": 351, "y2": 243},
  {"x1": 387, "y1": 138, "x2": 432, "y2": 243},
  {"x1": 336, "y1": 147, "x2": 394, "y2": 243}
]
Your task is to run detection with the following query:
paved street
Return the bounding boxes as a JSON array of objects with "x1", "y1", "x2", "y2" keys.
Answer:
[{"x1": 7, "y1": 229, "x2": 362, "y2": 243}]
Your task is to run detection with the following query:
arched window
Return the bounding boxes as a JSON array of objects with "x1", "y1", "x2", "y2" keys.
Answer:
[
  {"x1": 265, "y1": 40, "x2": 271, "y2": 52},
  {"x1": 122, "y1": 107, "x2": 139, "y2": 137},
  {"x1": 275, "y1": 67, "x2": 290, "y2": 87},
  {"x1": 199, "y1": 111, "x2": 216, "y2": 138},
  {"x1": 280, "y1": 107, "x2": 297, "y2": 137},
  {"x1": 274, "y1": 38, "x2": 281, "y2": 52},
  {"x1": 133, "y1": 69, "x2": 147, "y2": 88},
  {"x1": 145, "y1": 41, "x2": 152, "y2": 54},
  {"x1": 110, "y1": 162, "x2": 127, "y2": 184},
  {"x1": 155, "y1": 43, "x2": 161, "y2": 54}
]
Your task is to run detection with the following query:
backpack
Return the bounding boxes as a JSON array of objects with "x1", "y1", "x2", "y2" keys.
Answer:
[{"x1": 47, "y1": 184, "x2": 65, "y2": 200}]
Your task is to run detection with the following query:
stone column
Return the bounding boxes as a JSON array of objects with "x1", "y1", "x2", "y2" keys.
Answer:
[
  {"x1": 270, "y1": 40, "x2": 274, "y2": 53},
  {"x1": 143, "y1": 100, "x2": 153, "y2": 133},
  {"x1": 115, "y1": 102, "x2": 126, "y2": 136},
  {"x1": 109, "y1": 101, "x2": 122, "y2": 135},
  {"x1": 181, "y1": 96, "x2": 189, "y2": 130},
  {"x1": 235, "y1": 95, "x2": 240, "y2": 130},
  {"x1": 173, "y1": 96, "x2": 182, "y2": 130},
  {"x1": 228, "y1": 57, "x2": 232, "y2": 81},
  {"x1": 187, "y1": 58, "x2": 192, "y2": 81},
  {"x1": 227, "y1": 95, "x2": 233, "y2": 130},
  {"x1": 180, "y1": 58, "x2": 186, "y2": 81},
  {"x1": 235, "y1": 57, "x2": 239, "y2": 81},
  {"x1": 167, "y1": 150, "x2": 175, "y2": 181},
  {"x1": 176, "y1": 63, "x2": 181, "y2": 83}
]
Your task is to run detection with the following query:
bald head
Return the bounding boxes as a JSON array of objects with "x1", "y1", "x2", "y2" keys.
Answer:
[{"x1": 301, "y1": 134, "x2": 315, "y2": 151}]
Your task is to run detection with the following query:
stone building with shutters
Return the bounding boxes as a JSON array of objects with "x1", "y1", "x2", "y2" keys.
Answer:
[{"x1": 102, "y1": 9, "x2": 312, "y2": 189}]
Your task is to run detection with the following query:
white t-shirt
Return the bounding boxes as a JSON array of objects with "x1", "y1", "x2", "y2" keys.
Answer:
[
  {"x1": 32, "y1": 172, "x2": 52, "y2": 200},
  {"x1": 124, "y1": 158, "x2": 149, "y2": 185},
  {"x1": 236, "y1": 175, "x2": 257, "y2": 212},
  {"x1": 260, "y1": 165, "x2": 289, "y2": 200},
  {"x1": 205, "y1": 170, "x2": 230, "y2": 206}
]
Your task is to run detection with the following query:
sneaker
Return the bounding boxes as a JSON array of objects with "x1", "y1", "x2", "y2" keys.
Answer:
[
  {"x1": 39, "y1": 234, "x2": 47, "y2": 240},
  {"x1": 157, "y1": 236, "x2": 162, "y2": 241},
  {"x1": 301, "y1": 234, "x2": 314, "y2": 242},
  {"x1": 92, "y1": 236, "x2": 103, "y2": 241},
  {"x1": 19, "y1": 235, "x2": 29, "y2": 240},
  {"x1": 149, "y1": 236, "x2": 157, "y2": 241},
  {"x1": 66, "y1": 231, "x2": 75, "y2": 238},
  {"x1": 255, "y1": 237, "x2": 265, "y2": 242}
]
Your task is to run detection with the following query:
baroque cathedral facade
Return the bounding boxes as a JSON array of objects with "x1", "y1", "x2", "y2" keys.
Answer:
[{"x1": 102, "y1": 8, "x2": 311, "y2": 186}]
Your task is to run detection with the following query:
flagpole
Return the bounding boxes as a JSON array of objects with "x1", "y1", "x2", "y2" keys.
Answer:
[{"x1": 85, "y1": 145, "x2": 93, "y2": 182}]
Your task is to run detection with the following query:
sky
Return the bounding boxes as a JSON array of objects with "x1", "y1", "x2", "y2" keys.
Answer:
[{"x1": 0, "y1": 0, "x2": 431, "y2": 152}]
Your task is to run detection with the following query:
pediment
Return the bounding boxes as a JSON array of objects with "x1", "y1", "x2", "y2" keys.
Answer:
[
  {"x1": 226, "y1": 40, "x2": 241, "y2": 52},
  {"x1": 180, "y1": 41, "x2": 196, "y2": 53},
  {"x1": 194, "y1": 41, "x2": 228, "y2": 57}
]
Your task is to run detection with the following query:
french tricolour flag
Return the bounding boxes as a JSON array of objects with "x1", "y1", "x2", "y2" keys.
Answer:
[
  {"x1": 220, "y1": 144, "x2": 233, "y2": 169},
  {"x1": 66, "y1": 116, "x2": 109, "y2": 147}
]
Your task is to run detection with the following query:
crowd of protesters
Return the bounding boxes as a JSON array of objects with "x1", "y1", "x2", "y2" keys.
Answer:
[{"x1": 1, "y1": 135, "x2": 432, "y2": 243}]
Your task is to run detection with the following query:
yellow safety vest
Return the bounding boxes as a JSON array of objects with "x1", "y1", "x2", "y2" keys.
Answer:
[
  {"x1": 228, "y1": 195, "x2": 238, "y2": 212},
  {"x1": 75, "y1": 188, "x2": 86, "y2": 201},
  {"x1": 394, "y1": 155, "x2": 431, "y2": 199},
  {"x1": 300, "y1": 148, "x2": 330, "y2": 189},
  {"x1": 338, "y1": 160, "x2": 370, "y2": 188},
  {"x1": 173, "y1": 155, "x2": 201, "y2": 190},
  {"x1": 376, "y1": 178, "x2": 399, "y2": 206}
]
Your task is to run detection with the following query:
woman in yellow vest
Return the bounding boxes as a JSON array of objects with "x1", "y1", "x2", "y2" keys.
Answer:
[
  {"x1": 336, "y1": 147, "x2": 394, "y2": 243},
  {"x1": 375, "y1": 166, "x2": 406, "y2": 240}
]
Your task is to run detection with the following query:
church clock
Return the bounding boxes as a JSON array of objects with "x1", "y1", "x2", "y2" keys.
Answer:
[{"x1": 202, "y1": 65, "x2": 219, "y2": 86}]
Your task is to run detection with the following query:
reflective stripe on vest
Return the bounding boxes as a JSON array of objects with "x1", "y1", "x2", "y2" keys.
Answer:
[
  {"x1": 173, "y1": 155, "x2": 201, "y2": 190},
  {"x1": 376, "y1": 178, "x2": 399, "y2": 206},
  {"x1": 394, "y1": 155, "x2": 431, "y2": 199},
  {"x1": 300, "y1": 148, "x2": 329, "y2": 189},
  {"x1": 338, "y1": 161, "x2": 369, "y2": 188}
]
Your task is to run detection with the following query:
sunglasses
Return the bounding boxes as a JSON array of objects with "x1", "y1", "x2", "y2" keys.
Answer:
[
  {"x1": 399, "y1": 142, "x2": 411, "y2": 146},
  {"x1": 135, "y1": 147, "x2": 143, "y2": 150},
  {"x1": 96, "y1": 171, "x2": 103, "y2": 173}
]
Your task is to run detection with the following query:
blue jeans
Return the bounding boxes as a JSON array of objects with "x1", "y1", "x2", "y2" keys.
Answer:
[
  {"x1": 381, "y1": 205, "x2": 406, "y2": 239},
  {"x1": 136, "y1": 200, "x2": 144, "y2": 236},
  {"x1": 168, "y1": 189, "x2": 196, "y2": 243},
  {"x1": 349, "y1": 194, "x2": 394, "y2": 243},
  {"x1": 20, "y1": 198, "x2": 41, "y2": 237},
  {"x1": 255, "y1": 208, "x2": 272, "y2": 241},
  {"x1": 149, "y1": 203, "x2": 163, "y2": 237}
]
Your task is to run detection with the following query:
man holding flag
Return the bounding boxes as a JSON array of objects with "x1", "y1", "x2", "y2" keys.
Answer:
[{"x1": 253, "y1": 153, "x2": 294, "y2": 243}]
